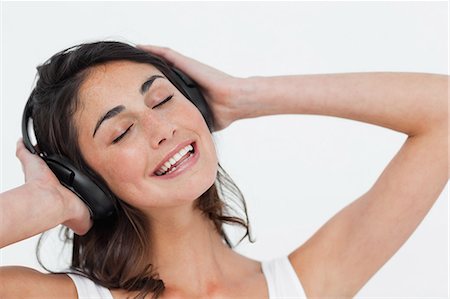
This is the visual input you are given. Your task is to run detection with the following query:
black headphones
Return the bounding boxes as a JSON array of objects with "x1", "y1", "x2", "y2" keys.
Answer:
[{"x1": 22, "y1": 64, "x2": 213, "y2": 220}]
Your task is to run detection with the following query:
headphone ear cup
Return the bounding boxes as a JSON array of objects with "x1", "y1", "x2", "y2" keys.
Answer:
[
  {"x1": 169, "y1": 67, "x2": 215, "y2": 131},
  {"x1": 44, "y1": 154, "x2": 114, "y2": 220}
]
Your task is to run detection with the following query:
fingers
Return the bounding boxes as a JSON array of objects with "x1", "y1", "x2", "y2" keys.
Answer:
[
  {"x1": 16, "y1": 138, "x2": 32, "y2": 176},
  {"x1": 15, "y1": 138, "x2": 27, "y2": 160},
  {"x1": 136, "y1": 44, "x2": 167, "y2": 56},
  {"x1": 15, "y1": 138, "x2": 45, "y2": 181},
  {"x1": 137, "y1": 44, "x2": 223, "y2": 85},
  {"x1": 137, "y1": 45, "x2": 184, "y2": 66}
]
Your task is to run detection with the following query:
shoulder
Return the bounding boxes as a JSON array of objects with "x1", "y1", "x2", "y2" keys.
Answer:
[{"x1": 0, "y1": 266, "x2": 77, "y2": 299}]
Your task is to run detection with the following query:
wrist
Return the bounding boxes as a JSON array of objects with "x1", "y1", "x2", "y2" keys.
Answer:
[
  {"x1": 24, "y1": 180, "x2": 68, "y2": 225},
  {"x1": 60, "y1": 189, "x2": 90, "y2": 226},
  {"x1": 232, "y1": 76, "x2": 266, "y2": 120},
  {"x1": 57, "y1": 187, "x2": 92, "y2": 235}
]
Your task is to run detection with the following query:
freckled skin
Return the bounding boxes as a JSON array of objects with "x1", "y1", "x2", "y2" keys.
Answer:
[{"x1": 75, "y1": 61, "x2": 218, "y2": 212}]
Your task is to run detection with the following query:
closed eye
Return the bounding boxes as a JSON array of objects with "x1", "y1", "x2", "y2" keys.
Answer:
[
  {"x1": 111, "y1": 94, "x2": 174, "y2": 144},
  {"x1": 153, "y1": 94, "x2": 174, "y2": 109},
  {"x1": 112, "y1": 124, "x2": 134, "y2": 144}
]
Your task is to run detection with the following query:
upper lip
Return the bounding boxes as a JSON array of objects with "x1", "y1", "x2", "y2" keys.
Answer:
[{"x1": 151, "y1": 140, "x2": 195, "y2": 175}]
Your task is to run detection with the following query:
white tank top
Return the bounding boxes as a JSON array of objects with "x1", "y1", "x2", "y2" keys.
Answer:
[{"x1": 66, "y1": 256, "x2": 306, "y2": 298}]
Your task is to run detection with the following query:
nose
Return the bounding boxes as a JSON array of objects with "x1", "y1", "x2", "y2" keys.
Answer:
[{"x1": 142, "y1": 111, "x2": 177, "y2": 149}]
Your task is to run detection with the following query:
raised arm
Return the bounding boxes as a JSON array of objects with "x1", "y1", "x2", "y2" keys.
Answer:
[
  {"x1": 138, "y1": 46, "x2": 448, "y2": 298},
  {"x1": 241, "y1": 72, "x2": 447, "y2": 137},
  {"x1": 0, "y1": 140, "x2": 92, "y2": 298},
  {"x1": 243, "y1": 72, "x2": 448, "y2": 297},
  {"x1": 0, "y1": 140, "x2": 91, "y2": 248}
]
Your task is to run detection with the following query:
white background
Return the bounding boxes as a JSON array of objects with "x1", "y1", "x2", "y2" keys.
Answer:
[{"x1": 1, "y1": 1, "x2": 448, "y2": 298}]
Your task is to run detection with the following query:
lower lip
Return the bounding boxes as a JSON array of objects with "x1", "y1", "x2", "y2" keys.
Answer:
[{"x1": 152, "y1": 142, "x2": 199, "y2": 179}]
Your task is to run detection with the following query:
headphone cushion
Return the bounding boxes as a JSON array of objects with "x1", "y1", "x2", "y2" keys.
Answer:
[{"x1": 44, "y1": 154, "x2": 114, "y2": 220}]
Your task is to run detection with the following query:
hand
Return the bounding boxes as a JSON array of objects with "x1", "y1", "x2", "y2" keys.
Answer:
[
  {"x1": 138, "y1": 45, "x2": 251, "y2": 132},
  {"x1": 15, "y1": 138, "x2": 92, "y2": 235}
]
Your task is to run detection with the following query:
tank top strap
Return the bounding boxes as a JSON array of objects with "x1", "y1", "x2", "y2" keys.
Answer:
[
  {"x1": 261, "y1": 255, "x2": 307, "y2": 298},
  {"x1": 66, "y1": 272, "x2": 114, "y2": 299}
]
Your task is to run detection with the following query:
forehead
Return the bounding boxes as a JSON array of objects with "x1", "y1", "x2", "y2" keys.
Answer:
[
  {"x1": 74, "y1": 60, "x2": 164, "y2": 131},
  {"x1": 79, "y1": 60, "x2": 163, "y2": 101}
]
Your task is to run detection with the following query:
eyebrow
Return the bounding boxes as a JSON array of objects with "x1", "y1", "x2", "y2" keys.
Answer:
[
  {"x1": 140, "y1": 74, "x2": 164, "y2": 95},
  {"x1": 92, "y1": 74, "x2": 164, "y2": 137},
  {"x1": 92, "y1": 105, "x2": 125, "y2": 137}
]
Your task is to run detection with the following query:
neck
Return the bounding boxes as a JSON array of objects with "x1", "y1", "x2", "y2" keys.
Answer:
[{"x1": 145, "y1": 201, "x2": 238, "y2": 295}]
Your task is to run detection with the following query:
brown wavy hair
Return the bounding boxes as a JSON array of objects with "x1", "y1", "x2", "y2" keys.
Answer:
[{"x1": 32, "y1": 41, "x2": 254, "y2": 299}]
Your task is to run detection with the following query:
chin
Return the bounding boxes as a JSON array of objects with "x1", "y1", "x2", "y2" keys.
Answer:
[{"x1": 175, "y1": 163, "x2": 218, "y2": 204}]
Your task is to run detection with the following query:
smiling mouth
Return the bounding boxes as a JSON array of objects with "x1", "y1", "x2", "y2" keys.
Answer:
[{"x1": 154, "y1": 142, "x2": 196, "y2": 176}]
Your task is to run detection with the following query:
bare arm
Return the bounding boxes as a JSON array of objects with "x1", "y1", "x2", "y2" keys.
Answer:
[
  {"x1": 241, "y1": 73, "x2": 448, "y2": 297},
  {"x1": 0, "y1": 183, "x2": 65, "y2": 248},
  {"x1": 0, "y1": 140, "x2": 92, "y2": 297},
  {"x1": 240, "y1": 72, "x2": 447, "y2": 137},
  {"x1": 0, "y1": 267, "x2": 77, "y2": 299},
  {"x1": 0, "y1": 140, "x2": 91, "y2": 248}
]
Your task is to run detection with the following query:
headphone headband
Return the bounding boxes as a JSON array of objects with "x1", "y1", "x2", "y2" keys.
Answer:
[{"x1": 22, "y1": 94, "x2": 38, "y2": 155}]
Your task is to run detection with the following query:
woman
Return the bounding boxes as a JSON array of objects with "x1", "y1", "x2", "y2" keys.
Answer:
[{"x1": 0, "y1": 41, "x2": 447, "y2": 299}]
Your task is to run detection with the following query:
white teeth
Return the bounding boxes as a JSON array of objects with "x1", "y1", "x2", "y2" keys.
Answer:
[
  {"x1": 167, "y1": 166, "x2": 177, "y2": 174},
  {"x1": 155, "y1": 143, "x2": 195, "y2": 175}
]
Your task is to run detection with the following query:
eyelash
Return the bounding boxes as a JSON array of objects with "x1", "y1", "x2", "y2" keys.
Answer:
[
  {"x1": 111, "y1": 94, "x2": 174, "y2": 144},
  {"x1": 112, "y1": 124, "x2": 134, "y2": 144},
  {"x1": 153, "y1": 93, "x2": 174, "y2": 109}
]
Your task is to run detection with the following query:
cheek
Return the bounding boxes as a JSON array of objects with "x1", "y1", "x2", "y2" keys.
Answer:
[
  {"x1": 182, "y1": 100, "x2": 218, "y2": 159},
  {"x1": 98, "y1": 146, "x2": 146, "y2": 194},
  {"x1": 179, "y1": 98, "x2": 210, "y2": 131}
]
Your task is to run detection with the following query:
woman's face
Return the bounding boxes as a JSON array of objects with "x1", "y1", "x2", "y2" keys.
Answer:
[{"x1": 74, "y1": 60, "x2": 218, "y2": 210}]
